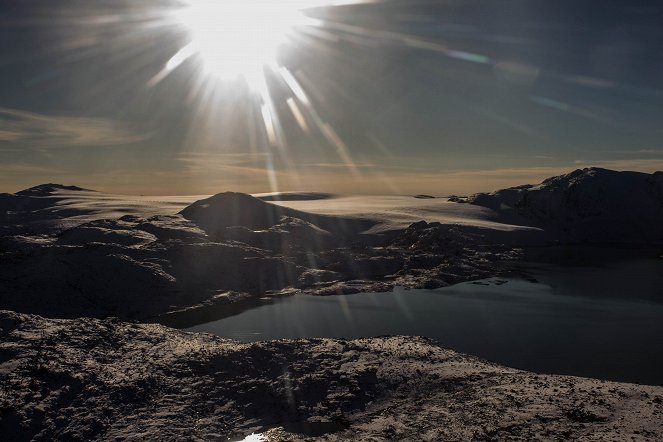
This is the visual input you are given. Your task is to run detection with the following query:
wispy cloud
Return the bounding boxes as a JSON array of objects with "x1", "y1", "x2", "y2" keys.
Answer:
[
  {"x1": 0, "y1": 162, "x2": 67, "y2": 193},
  {"x1": 0, "y1": 162, "x2": 63, "y2": 175},
  {"x1": 0, "y1": 107, "x2": 148, "y2": 150},
  {"x1": 306, "y1": 162, "x2": 378, "y2": 170},
  {"x1": 176, "y1": 152, "x2": 271, "y2": 176},
  {"x1": 4, "y1": 149, "x2": 661, "y2": 196},
  {"x1": 90, "y1": 158, "x2": 663, "y2": 196}
]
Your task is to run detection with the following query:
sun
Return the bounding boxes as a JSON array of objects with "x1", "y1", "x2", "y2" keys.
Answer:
[{"x1": 173, "y1": 0, "x2": 314, "y2": 88}]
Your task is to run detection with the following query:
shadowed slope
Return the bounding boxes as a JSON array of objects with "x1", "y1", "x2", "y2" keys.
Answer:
[
  {"x1": 1, "y1": 184, "x2": 196, "y2": 236},
  {"x1": 15, "y1": 183, "x2": 94, "y2": 196},
  {"x1": 466, "y1": 168, "x2": 663, "y2": 242},
  {"x1": 179, "y1": 192, "x2": 376, "y2": 238},
  {"x1": 180, "y1": 192, "x2": 297, "y2": 231},
  {"x1": 0, "y1": 184, "x2": 98, "y2": 235}
]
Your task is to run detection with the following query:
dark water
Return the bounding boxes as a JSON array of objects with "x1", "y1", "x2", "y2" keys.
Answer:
[{"x1": 187, "y1": 253, "x2": 663, "y2": 385}]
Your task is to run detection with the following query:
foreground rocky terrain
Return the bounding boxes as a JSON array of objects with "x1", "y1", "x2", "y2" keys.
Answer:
[{"x1": 1, "y1": 310, "x2": 662, "y2": 441}]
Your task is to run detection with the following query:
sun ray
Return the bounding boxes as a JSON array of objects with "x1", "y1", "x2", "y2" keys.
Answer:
[
  {"x1": 286, "y1": 98, "x2": 310, "y2": 133},
  {"x1": 170, "y1": 0, "x2": 319, "y2": 90},
  {"x1": 142, "y1": 0, "x2": 505, "y2": 180}
]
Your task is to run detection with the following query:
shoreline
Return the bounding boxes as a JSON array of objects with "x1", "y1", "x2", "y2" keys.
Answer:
[{"x1": 152, "y1": 243, "x2": 662, "y2": 329}]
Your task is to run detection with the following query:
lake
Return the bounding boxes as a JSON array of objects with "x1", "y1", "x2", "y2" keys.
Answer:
[{"x1": 185, "y1": 250, "x2": 663, "y2": 385}]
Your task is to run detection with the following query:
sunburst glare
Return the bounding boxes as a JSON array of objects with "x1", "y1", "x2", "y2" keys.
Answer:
[
  {"x1": 171, "y1": 0, "x2": 316, "y2": 88},
  {"x1": 142, "y1": 0, "x2": 513, "y2": 186}
]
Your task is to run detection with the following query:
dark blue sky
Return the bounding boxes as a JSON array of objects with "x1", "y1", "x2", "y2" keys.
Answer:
[{"x1": 1, "y1": 0, "x2": 662, "y2": 194}]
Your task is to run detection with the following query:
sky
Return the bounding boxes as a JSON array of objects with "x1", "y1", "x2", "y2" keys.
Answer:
[{"x1": 1, "y1": 0, "x2": 662, "y2": 195}]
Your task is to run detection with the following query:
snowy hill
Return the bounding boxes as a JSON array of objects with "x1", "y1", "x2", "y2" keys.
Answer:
[
  {"x1": 465, "y1": 168, "x2": 663, "y2": 243},
  {"x1": 180, "y1": 191, "x2": 375, "y2": 239},
  {"x1": 0, "y1": 184, "x2": 193, "y2": 235},
  {"x1": 15, "y1": 183, "x2": 93, "y2": 196},
  {"x1": 180, "y1": 191, "x2": 309, "y2": 231}
]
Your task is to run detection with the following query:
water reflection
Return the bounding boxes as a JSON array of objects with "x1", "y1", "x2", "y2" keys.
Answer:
[{"x1": 185, "y1": 254, "x2": 663, "y2": 385}]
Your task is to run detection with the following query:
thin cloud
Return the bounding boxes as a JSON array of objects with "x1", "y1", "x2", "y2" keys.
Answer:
[
  {"x1": 0, "y1": 107, "x2": 148, "y2": 150},
  {"x1": 306, "y1": 162, "x2": 378, "y2": 170},
  {"x1": 176, "y1": 153, "x2": 277, "y2": 177},
  {"x1": 0, "y1": 163, "x2": 63, "y2": 175},
  {"x1": 305, "y1": 162, "x2": 421, "y2": 172}
]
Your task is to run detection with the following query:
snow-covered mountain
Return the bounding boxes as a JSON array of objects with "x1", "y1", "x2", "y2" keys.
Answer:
[
  {"x1": 466, "y1": 168, "x2": 663, "y2": 243},
  {"x1": 0, "y1": 183, "x2": 97, "y2": 235}
]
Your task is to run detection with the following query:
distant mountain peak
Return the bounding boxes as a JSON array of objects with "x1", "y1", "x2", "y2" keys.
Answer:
[
  {"x1": 16, "y1": 184, "x2": 94, "y2": 196},
  {"x1": 538, "y1": 168, "x2": 651, "y2": 190},
  {"x1": 546, "y1": 166, "x2": 641, "y2": 180},
  {"x1": 180, "y1": 191, "x2": 375, "y2": 236},
  {"x1": 179, "y1": 192, "x2": 291, "y2": 232},
  {"x1": 464, "y1": 168, "x2": 663, "y2": 242}
]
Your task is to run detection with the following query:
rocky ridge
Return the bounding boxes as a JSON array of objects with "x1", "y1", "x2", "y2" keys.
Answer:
[{"x1": 464, "y1": 168, "x2": 663, "y2": 242}]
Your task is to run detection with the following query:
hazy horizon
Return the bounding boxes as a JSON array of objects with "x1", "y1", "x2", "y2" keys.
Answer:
[{"x1": 3, "y1": 162, "x2": 663, "y2": 197}]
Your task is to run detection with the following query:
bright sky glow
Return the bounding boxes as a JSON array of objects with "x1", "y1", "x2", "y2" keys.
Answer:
[{"x1": 173, "y1": 0, "x2": 316, "y2": 88}]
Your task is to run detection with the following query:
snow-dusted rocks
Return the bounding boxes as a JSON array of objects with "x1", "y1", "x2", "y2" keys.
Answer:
[
  {"x1": 1, "y1": 310, "x2": 661, "y2": 441},
  {"x1": 466, "y1": 168, "x2": 663, "y2": 243}
]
